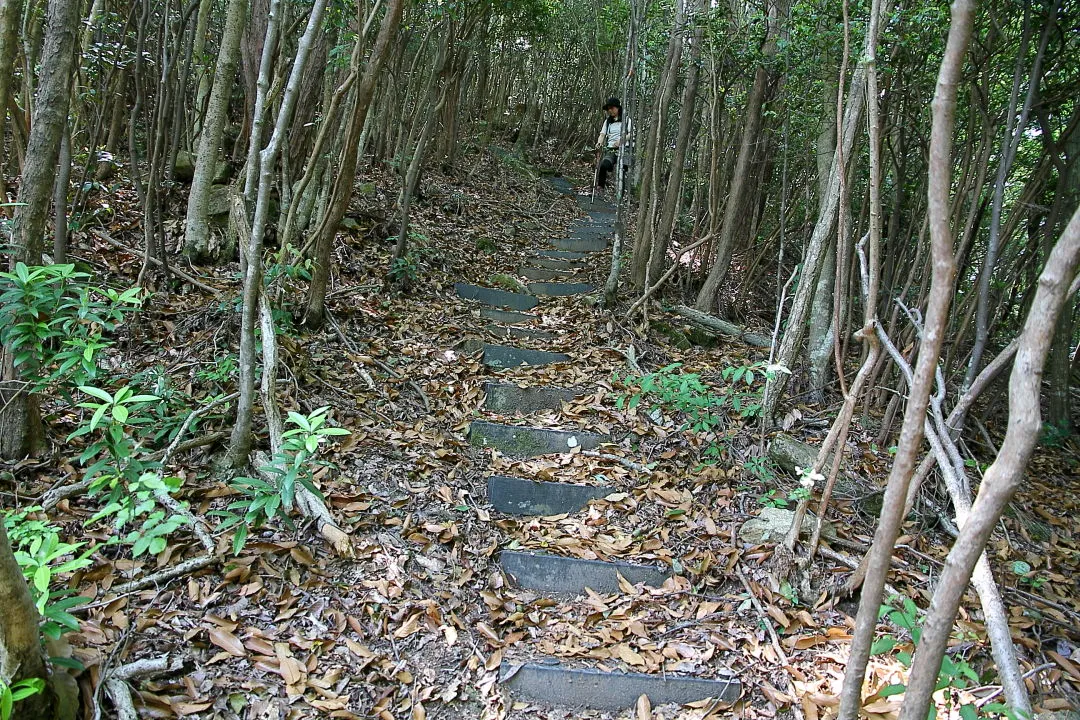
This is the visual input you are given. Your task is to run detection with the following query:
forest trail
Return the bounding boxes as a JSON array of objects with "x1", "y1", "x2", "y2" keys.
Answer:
[{"x1": 451, "y1": 177, "x2": 742, "y2": 714}]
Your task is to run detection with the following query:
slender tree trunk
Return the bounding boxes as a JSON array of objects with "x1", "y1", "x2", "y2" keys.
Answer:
[
  {"x1": 51, "y1": 124, "x2": 71, "y2": 262},
  {"x1": 302, "y1": 0, "x2": 405, "y2": 328},
  {"x1": 1, "y1": 0, "x2": 80, "y2": 461},
  {"x1": 693, "y1": 0, "x2": 783, "y2": 311},
  {"x1": 644, "y1": 9, "x2": 704, "y2": 283},
  {"x1": 0, "y1": 0, "x2": 22, "y2": 178},
  {"x1": 13, "y1": 0, "x2": 79, "y2": 262},
  {"x1": 227, "y1": 0, "x2": 331, "y2": 467},
  {"x1": 836, "y1": 0, "x2": 968, "y2": 715},
  {"x1": 899, "y1": 208, "x2": 1080, "y2": 720},
  {"x1": 183, "y1": 0, "x2": 248, "y2": 261},
  {"x1": 808, "y1": 68, "x2": 839, "y2": 404}
]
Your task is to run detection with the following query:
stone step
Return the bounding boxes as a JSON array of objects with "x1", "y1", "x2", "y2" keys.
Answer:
[
  {"x1": 518, "y1": 266, "x2": 574, "y2": 282},
  {"x1": 586, "y1": 210, "x2": 617, "y2": 225},
  {"x1": 485, "y1": 325, "x2": 558, "y2": 342},
  {"x1": 500, "y1": 662, "x2": 741, "y2": 712},
  {"x1": 487, "y1": 476, "x2": 612, "y2": 516},
  {"x1": 538, "y1": 250, "x2": 588, "y2": 261},
  {"x1": 482, "y1": 382, "x2": 579, "y2": 413},
  {"x1": 482, "y1": 344, "x2": 569, "y2": 369},
  {"x1": 468, "y1": 421, "x2": 606, "y2": 457},
  {"x1": 546, "y1": 176, "x2": 574, "y2": 195},
  {"x1": 528, "y1": 282, "x2": 594, "y2": 297},
  {"x1": 532, "y1": 257, "x2": 584, "y2": 271},
  {"x1": 500, "y1": 550, "x2": 670, "y2": 594},
  {"x1": 550, "y1": 237, "x2": 607, "y2": 253},
  {"x1": 455, "y1": 282, "x2": 538, "y2": 311},
  {"x1": 479, "y1": 308, "x2": 535, "y2": 325},
  {"x1": 574, "y1": 194, "x2": 616, "y2": 212}
]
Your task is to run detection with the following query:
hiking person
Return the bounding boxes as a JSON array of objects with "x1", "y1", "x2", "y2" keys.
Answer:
[{"x1": 595, "y1": 97, "x2": 631, "y2": 195}]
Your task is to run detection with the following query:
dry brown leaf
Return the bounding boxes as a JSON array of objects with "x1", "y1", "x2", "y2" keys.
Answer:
[
  {"x1": 207, "y1": 627, "x2": 246, "y2": 657},
  {"x1": 636, "y1": 693, "x2": 651, "y2": 719}
]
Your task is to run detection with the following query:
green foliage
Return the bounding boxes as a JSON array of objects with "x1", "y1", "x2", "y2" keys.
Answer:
[
  {"x1": 4, "y1": 509, "x2": 92, "y2": 640},
  {"x1": 476, "y1": 237, "x2": 497, "y2": 254},
  {"x1": 743, "y1": 455, "x2": 777, "y2": 483},
  {"x1": 0, "y1": 262, "x2": 142, "y2": 390},
  {"x1": 213, "y1": 407, "x2": 350, "y2": 554},
  {"x1": 615, "y1": 361, "x2": 777, "y2": 433},
  {"x1": 388, "y1": 253, "x2": 421, "y2": 286},
  {"x1": 0, "y1": 677, "x2": 46, "y2": 720},
  {"x1": 69, "y1": 385, "x2": 196, "y2": 558},
  {"x1": 870, "y1": 599, "x2": 1019, "y2": 720}
]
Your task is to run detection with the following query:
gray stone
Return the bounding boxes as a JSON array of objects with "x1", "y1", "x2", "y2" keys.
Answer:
[
  {"x1": 768, "y1": 434, "x2": 820, "y2": 475},
  {"x1": 586, "y1": 210, "x2": 617, "y2": 225},
  {"x1": 207, "y1": 184, "x2": 233, "y2": 217},
  {"x1": 539, "y1": 250, "x2": 588, "y2": 260},
  {"x1": 547, "y1": 176, "x2": 574, "y2": 195},
  {"x1": 532, "y1": 257, "x2": 584, "y2": 271},
  {"x1": 483, "y1": 382, "x2": 580, "y2": 413},
  {"x1": 468, "y1": 421, "x2": 606, "y2": 457},
  {"x1": 738, "y1": 506, "x2": 835, "y2": 546},
  {"x1": 528, "y1": 282, "x2": 594, "y2": 297},
  {"x1": 519, "y1": 266, "x2": 574, "y2": 281},
  {"x1": 550, "y1": 237, "x2": 607, "y2": 253},
  {"x1": 488, "y1": 476, "x2": 612, "y2": 516},
  {"x1": 483, "y1": 344, "x2": 569, "y2": 369},
  {"x1": 486, "y1": 325, "x2": 558, "y2": 342},
  {"x1": 455, "y1": 283, "x2": 539, "y2": 311},
  {"x1": 501, "y1": 662, "x2": 741, "y2": 711},
  {"x1": 500, "y1": 551, "x2": 670, "y2": 594},
  {"x1": 480, "y1": 308, "x2": 535, "y2": 325}
]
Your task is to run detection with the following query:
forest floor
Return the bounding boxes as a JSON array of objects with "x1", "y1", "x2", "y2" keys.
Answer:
[{"x1": 10, "y1": 144, "x2": 1080, "y2": 720}]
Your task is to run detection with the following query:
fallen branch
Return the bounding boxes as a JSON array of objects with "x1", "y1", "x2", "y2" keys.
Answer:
[
  {"x1": 160, "y1": 393, "x2": 238, "y2": 466},
  {"x1": 580, "y1": 450, "x2": 652, "y2": 474},
  {"x1": 112, "y1": 554, "x2": 217, "y2": 594},
  {"x1": 736, "y1": 567, "x2": 804, "y2": 720},
  {"x1": 259, "y1": 293, "x2": 352, "y2": 556},
  {"x1": 672, "y1": 305, "x2": 772, "y2": 348},
  {"x1": 95, "y1": 232, "x2": 222, "y2": 297},
  {"x1": 104, "y1": 654, "x2": 185, "y2": 720},
  {"x1": 626, "y1": 235, "x2": 711, "y2": 319}
]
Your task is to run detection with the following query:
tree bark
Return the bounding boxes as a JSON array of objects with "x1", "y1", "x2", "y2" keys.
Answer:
[
  {"x1": 13, "y1": 0, "x2": 80, "y2": 262},
  {"x1": 0, "y1": 0, "x2": 22, "y2": 178},
  {"x1": 226, "y1": 0, "x2": 330, "y2": 467},
  {"x1": 693, "y1": 0, "x2": 783, "y2": 311},
  {"x1": 899, "y1": 207, "x2": 1080, "y2": 720},
  {"x1": 302, "y1": 0, "x2": 405, "y2": 328},
  {"x1": 0, "y1": 521, "x2": 53, "y2": 719},
  {"x1": 183, "y1": 0, "x2": 248, "y2": 262},
  {"x1": 836, "y1": 0, "x2": 968, "y2": 716}
]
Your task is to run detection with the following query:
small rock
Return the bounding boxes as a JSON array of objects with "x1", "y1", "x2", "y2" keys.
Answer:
[
  {"x1": 768, "y1": 434, "x2": 820, "y2": 475},
  {"x1": 738, "y1": 506, "x2": 834, "y2": 546}
]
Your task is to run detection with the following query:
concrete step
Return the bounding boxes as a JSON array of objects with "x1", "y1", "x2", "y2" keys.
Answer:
[
  {"x1": 485, "y1": 325, "x2": 558, "y2": 342},
  {"x1": 528, "y1": 282, "x2": 594, "y2": 297},
  {"x1": 482, "y1": 344, "x2": 568, "y2": 369},
  {"x1": 500, "y1": 662, "x2": 741, "y2": 712},
  {"x1": 546, "y1": 176, "x2": 574, "y2": 195},
  {"x1": 468, "y1": 421, "x2": 606, "y2": 457},
  {"x1": 532, "y1": 257, "x2": 584, "y2": 271},
  {"x1": 479, "y1": 308, "x2": 534, "y2": 325},
  {"x1": 518, "y1": 266, "x2": 574, "y2": 282},
  {"x1": 499, "y1": 550, "x2": 670, "y2": 594},
  {"x1": 538, "y1": 250, "x2": 588, "y2": 261},
  {"x1": 482, "y1": 382, "x2": 579, "y2": 413},
  {"x1": 487, "y1": 476, "x2": 612, "y2": 516},
  {"x1": 550, "y1": 236, "x2": 607, "y2": 253},
  {"x1": 455, "y1": 282, "x2": 538, "y2": 311}
]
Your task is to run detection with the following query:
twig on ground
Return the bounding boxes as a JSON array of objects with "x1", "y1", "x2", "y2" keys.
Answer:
[
  {"x1": 103, "y1": 654, "x2": 185, "y2": 720},
  {"x1": 95, "y1": 232, "x2": 222, "y2": 297},
  {"x1": 160, "y1": 393, "x2": 238, "y2": 466},
  {"x1": 112, "y1": 554, "x2": 218, "y2": 594},
  {"x1": 736, "y1": 567, "x2": 804, "y2": 720},
  {"x1": 580, "y1": 450, "x2": 652, "y2": 474}
]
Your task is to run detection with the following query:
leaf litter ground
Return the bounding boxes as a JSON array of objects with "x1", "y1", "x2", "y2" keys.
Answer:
[{"x1": 12, "y1": 146, "x2": 1080, "y2": 720}]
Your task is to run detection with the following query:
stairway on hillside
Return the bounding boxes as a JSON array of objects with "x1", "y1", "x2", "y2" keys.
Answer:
[{"x1": 450, "y1": 176, "x2": 743, "y2": 716}]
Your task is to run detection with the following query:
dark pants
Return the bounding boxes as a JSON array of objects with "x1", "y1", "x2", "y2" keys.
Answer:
[{"x1": 597, "y1": 151, "x2": 625, "y2": 188}]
